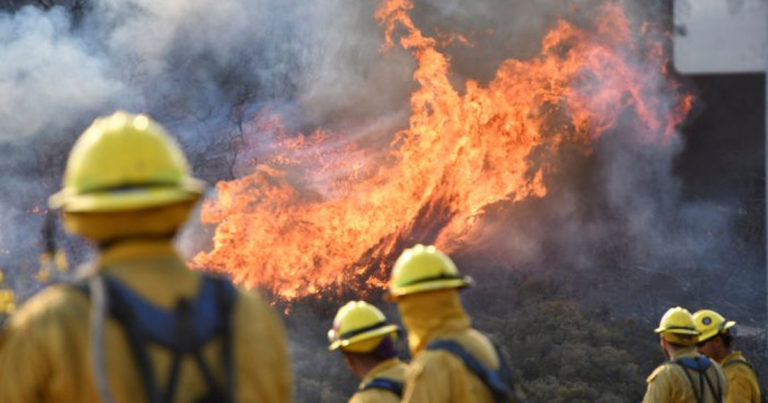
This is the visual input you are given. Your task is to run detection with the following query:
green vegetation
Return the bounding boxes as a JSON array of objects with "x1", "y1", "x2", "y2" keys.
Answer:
[
  {"x1": 478, "y1": 300, "x2": 657, "y2": 402},
  {"x1": 292, "y1": 295, "x2": 765, "y2": 402}
]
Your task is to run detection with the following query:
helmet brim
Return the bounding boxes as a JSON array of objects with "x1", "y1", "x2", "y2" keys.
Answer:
[
  {"x1": 49, "y1": 178, "x2": 206, "y2": 212},
  {"x1": 386, "y1": 276, "x2": 473, "y2": 301},
  {"x1": 654, "y1": 327, "x2": 699, "y2": 336},
  {"x1": 328, "y1": 324, "x2": 399, "y2": 351}
]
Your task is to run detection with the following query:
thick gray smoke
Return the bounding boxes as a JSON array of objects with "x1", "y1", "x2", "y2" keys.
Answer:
[
  {"x1": 0, "y1": 0, "x2": 761, "y2": 316},
  {"x1": 0, "y1": 0, "x2": 600, "y2": 286},
  {"x1": 0, "y1": 0, "x2": 390, "y2": 289}
]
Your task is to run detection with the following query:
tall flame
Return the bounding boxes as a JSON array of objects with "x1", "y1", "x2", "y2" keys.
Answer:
[{"x1": 192, "y1": 0, "x2": 692, "y2": 301}]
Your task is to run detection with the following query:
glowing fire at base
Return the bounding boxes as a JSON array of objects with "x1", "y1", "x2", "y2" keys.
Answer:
[{"x1": 191, "y1": 0, "x2": 693, "y2": 302}]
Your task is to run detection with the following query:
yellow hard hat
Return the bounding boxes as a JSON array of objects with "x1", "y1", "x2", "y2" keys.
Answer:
[
  {"x1": 655, "y1": 306, "x2": 699, "y2": 345},
  {"x1": 328, "y1": 301, "x2": 399, "y2": 353},
  {"x1": 49, "y1": 111, "x2": 206, "y2": 212},
  {"x1": 388, "y1": 244, "x2": 473, "y2": 298},
  {"x1": 693, "y1": 309, "x2": 736, "y2": 343}
]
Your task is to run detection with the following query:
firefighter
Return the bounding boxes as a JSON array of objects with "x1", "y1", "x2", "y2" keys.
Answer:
[
  {"x1": 643, "y1": 306, "x2": 727, "y2": 403},
  {"x1": 387, "y1": 244, "x2": 518, "y2": 403},
  {"x1": 328, "y1": 300, "x2": 407, "y2": 402},
  {"x1": 0, "y1": 111, "x2": 291, "y2": 402},
  {"x1": 694, "y1": 309, "x2": 760, "y2": 403}
]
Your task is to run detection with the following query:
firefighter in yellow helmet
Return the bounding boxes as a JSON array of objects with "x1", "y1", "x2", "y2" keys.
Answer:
[
  {"x1": 0, "y1": 111, "x2": 291, "y2": 402},
  {"x1": 387, "y1": 244, "x2": 519, "y2": 403},
  {"x1": 328, "y1": 300, "x2": 407, "y2": 402},
  {"x1": 643, "y1": 307, "x2": 727, "y2": 403},
  {"x1": 694, "y1": 309, "x2": 760, "y2": 403}
]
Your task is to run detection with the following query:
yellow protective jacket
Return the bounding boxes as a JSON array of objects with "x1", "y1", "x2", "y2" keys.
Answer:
[
  {"x1": 643, "y1": 348, "x2": 727, "y2": 403},
  {"x1": 349, "y1": 358, "x2": 407, "y2": 403},
  {"x1": 720, "y1": 351, "x2": 761, "y2": 403},
  {"x1": 398, "y1": 289, "x2": 511, "y2": 403},
  {"x1": 0, "y1": 240, "x2": 292, "y2": 403}
]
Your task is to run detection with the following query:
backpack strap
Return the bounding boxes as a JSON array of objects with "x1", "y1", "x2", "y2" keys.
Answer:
[
  {"x1": 71, "y1": 274, "x2": 237, "y2": 403},
  {"x1": 723, "y1": 357, "x2": 754, "y2": 371},
  {"x1": 360, "y1": 377, "x2": 404, "y2": 397},
  {"x1": 668, "y1": 356, "x2": 722, "y2": 403},
  {"x1": 214, "y1": 277, "x2": 237, "y2": 401},
  {"x1": 427, "y1": 339, "x2": 512, "y2": 403},
  {"x1": 692, "y1": 356, "x2": 722, "y2": 402}
]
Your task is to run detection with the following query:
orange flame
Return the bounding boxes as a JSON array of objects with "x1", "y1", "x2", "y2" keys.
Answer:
[{"x1": 192, "y1": 1, "x2": 692, "y2": 302}]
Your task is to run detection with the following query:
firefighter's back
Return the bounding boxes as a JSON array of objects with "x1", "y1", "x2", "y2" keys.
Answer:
[
  {"x1": 403, "y1": 328, "x2": 499, "y2": 403},
  {"x1": 0, "y1": 111, "x2": 291, "y2": 403},
  {"x1": 643, "y1": 353, "x2": 726, "y2": 403},
  {"x1": 0, "y1": 245, "x2": 291, "y2": 402}
]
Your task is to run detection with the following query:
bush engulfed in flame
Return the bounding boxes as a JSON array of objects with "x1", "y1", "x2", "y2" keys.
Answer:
[{"x1": 192, "y1": 0, "x2": 693, "y2": 301}]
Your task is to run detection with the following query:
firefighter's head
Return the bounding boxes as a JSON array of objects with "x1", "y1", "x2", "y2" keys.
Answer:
[
  {"x1": 654, "y1": 307, "x2": 699, "y2": 358},
  {"x1": 328, "y1": 300, "x2": 399, "y2": 379},
  {"x1": 694, "y1": 309, "x2": 735, "y2": 361},
  {"x1": 49, "y1": 111, "x2": 206, "y2": 245},
  {"x1": 387, "y1": 244, "x2": 473, "y2": 300},
  {"x1": 387, "y1": 245, "x2": 473, "y2": 353}
]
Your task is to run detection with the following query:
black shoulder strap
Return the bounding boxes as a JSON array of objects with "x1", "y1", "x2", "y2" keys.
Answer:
[
  {"x1": 723, "y1": 358, "x2": 754, "y2": 370},
  {"x1": 72, "y1": 274, "x2": 237, "y2": 403},
  {"x1": 668, "y1": 356, "x2": 723, "y2": 403},
  {"x1": 722, "y1": 358, "x2": 759, "y2": 395},
  {"x1": 360, "y1": 377, "x2": 404, "y2": 397},
  {"x1": 427, "y1": 339, "x2": 512, "y2": 403}
]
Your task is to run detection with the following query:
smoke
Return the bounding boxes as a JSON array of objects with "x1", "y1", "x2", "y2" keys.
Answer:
[
  {"x1": 373, "y1": 0, "x2": 762, "y2": 319},
  {"x1": 0, "y1": 0, "x2": 370, "y2": 287},
  {"x1": 0, "y1": 0, "x2": 762, "y2": 349},
  {"x1": 0, "y1": 0, "x2": 757, "y2": 305}
]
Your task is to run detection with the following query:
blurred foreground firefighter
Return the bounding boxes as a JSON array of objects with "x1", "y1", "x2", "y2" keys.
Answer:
[
  {"x1": 328, "y1": 300, "x2": 407, "y2": 402},
  {"x1": 0, "y1": 111, "x2": 291, "y2": 402},
  {"x1": 388, "y1": 244, "x2": 521, "y2": 403},
  {"x1": 643, "y1": 307, "x2": 726, "y2": 403},
  {"x1": 694, "y1": 309, "x2": 760, "y2": 403}
]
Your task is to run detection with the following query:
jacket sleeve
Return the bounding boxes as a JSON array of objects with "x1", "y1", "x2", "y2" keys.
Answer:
[
  {"x1": 349, "y1": 389, "x2": 400, "y2": 403},
  {"x1": 402, "y1": 353, "x2": 452, "y2": 403},
  {"x1": 725, "y1": 366, "x2": 759, "y2": 403},
  {"x1": 263, "y1": 305, "x2": 292, "y2": 403},
  {"x1": 642, "y1": 365, "x2": 672, "y2": 403},
  {"x1": 0, "y1": 286, "x2": 103, "y2": 403},
  {"x1": 0, "y1": 315, "x2": 47, "y2": 402},
  {"x1": 348, "y1": 390, "x2": 373, "y2": 403},
  {"x1": 234, "y1": 290, "x2": 292, "y2": 403},
  {"x1": 0, "y1": 288, "x2": 74, "y2": 403}
]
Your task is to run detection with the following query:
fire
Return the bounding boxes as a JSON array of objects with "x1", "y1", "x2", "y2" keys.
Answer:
[{"x1": 192, "y1": 1, "x2": 692, "y2": 302}]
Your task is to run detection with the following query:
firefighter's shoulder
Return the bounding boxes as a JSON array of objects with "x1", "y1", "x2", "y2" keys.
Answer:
[
  {"x1": 5, "y1": 284, "x2": 89, "y2": 329},
  {"x1": 229, "y1": 285, "x2": 288, "y2": 345},
  {"x1": 646, "y1": 362, "x2": 675, "y2": 384},
  {"x1": 232, "y1": 285, "x2": 275, "y2": 318},
  {"x1": 407, "y1": 350, "x2": 446, "y2": 378},
  {"x1": 409, "y1": 347, "x2": 468, "y2": 383}
]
